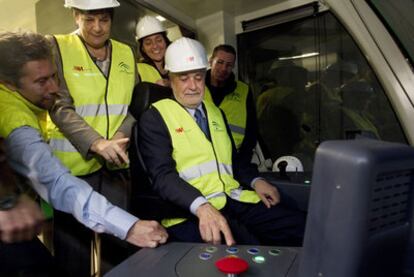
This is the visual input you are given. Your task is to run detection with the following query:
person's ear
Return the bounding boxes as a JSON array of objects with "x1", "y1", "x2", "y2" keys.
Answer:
[{"x1": 73, "y1": 10, "x2": 81, "y2": 27}]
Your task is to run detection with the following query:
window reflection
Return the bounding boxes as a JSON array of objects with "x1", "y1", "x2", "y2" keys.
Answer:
[{"x1": 238, "y1": 12, "x2": 406, "y2": 172}]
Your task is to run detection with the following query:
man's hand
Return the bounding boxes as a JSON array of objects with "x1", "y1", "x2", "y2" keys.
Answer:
[
  {"x1": 254, "y1": 179, "x2": 280, "y2": 208},
  {"x1": 111, "y1": 131, "x2": 129, "y2": 152},
  {"x1": 126, "y1": 220, "x2": 168, "y2": 248},
  {"x1": 90, "y1": 137, "x2": 130, "y2": 166},
  {"x1": 196, "y1": 203, "x2": 235, "y2": 246},
  {"x1": 0, "y1": 194, "x2": 44, "y2": 243}
]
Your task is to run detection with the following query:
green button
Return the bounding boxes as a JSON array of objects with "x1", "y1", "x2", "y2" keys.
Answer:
[
  {"x1": 252, "y1": 256, "x2": 266, "y2": 264},
  {"x1": 269, "y1": 249, "x2": 281, "y2": 256},
  {"x1": 205, "y1": 246, "x2": 217, "y2": 253}
]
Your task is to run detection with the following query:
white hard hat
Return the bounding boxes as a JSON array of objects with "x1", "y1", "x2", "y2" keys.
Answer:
[
  {"x1": 136, "y1": 15, "x2": 166, "y2": 41},
  {"x1": 64, "y1": 0, "x2": 120, "y2": 10},
  {"x1": 272, "y1": 156, "x2": 304, "y2": 172},
  {"x1": 165, "y1": 37, "x2": 208, "y2": 73}
]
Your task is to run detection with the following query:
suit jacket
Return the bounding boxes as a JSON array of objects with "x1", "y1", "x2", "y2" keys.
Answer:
[{"x1": 138, "y1": 102, "x2": 259, "y2": 211}]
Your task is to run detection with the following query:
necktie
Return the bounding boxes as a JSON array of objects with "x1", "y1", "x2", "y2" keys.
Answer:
[{"x1": 195, "y1": 108, "x2": 210, "y2": 139}]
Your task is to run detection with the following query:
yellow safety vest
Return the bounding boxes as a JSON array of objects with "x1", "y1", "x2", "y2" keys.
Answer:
[
  {"x1": 0, "y1": 84, "x2": 47, "y2": 139},
  {"x1": 153, "y1": 99, "x2": 260, "y2": 227},
  {"x1": 137, "y1": 63, "x2": 162, "y2": 83},
  {"x1": 0, "y1": 85, "x2": 53, "y2": 219},
  {"x1": 204, "y1": 81, "x2": 249, "y2": 150},
  {"x1": 48, "y1": 34, "x2": 135, "y2": 176}
]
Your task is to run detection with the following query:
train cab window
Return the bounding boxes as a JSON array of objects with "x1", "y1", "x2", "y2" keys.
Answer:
[{"x1": 238, "y1": 11, "x2": 407, "y2": 173}]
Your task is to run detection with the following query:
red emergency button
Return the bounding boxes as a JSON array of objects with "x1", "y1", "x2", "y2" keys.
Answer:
[{"x1": 215, "y1": 256, "x2": 249, "y2": 276}]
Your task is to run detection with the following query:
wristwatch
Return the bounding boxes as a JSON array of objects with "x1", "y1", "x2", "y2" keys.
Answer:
[{"x1": 0, "y1": 193, "x2": 19, "y2": 211}]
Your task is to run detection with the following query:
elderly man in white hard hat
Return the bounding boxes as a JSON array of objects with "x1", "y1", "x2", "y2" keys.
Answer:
[
  {"x1": 138, "y1": 37, "x2": 305, "y2": 247},
  {"x1": 136, "y1": 15, "x2": 171, "y2": 86},
  {"x1": 45, "y1": 1, "x2": 161, "y2": 275}
]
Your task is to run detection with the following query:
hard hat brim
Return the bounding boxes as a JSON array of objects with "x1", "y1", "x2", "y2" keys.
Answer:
[
  {"x1": 167, "y1": 66, "x2": 207, "y2": 74},
  {"x1": 64, "y1": 2, "x2": 120, "y2": 10}
]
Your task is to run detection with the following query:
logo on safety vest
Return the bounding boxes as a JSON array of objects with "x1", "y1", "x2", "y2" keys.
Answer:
[
  {"x1": 175, "y1": 127, "x2": 184, "y2": 133},
  {"x1": 73, "y1": 65, "x2": 91, "y2": 72},
  {"x1": 211, "y1": 121, "x2": 223, "y2": 131},
  {"x1": 229, "y1": 92, "x2": 241, "y2": 102},
  {"x1": 118, "y1": 62, "x2": 133, "y2": 74}
]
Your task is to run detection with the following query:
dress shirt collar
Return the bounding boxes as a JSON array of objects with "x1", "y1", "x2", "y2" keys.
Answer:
[{"x1": 186, "y1": 104, "x2": 206, "y2": 120}]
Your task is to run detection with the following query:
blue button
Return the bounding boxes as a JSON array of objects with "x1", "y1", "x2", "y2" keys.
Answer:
[
  {"x1": 247, "y1": 248, "x2": 260, "y2": 255},
  {"x1": 226, "y1": 247, "x2": 239, "y2": 254},
  {"x1": 199, "y1": 252, "x2": 212, "y2": 260}
]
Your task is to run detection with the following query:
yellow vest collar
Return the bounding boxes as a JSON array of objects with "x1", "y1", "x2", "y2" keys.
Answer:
[{"x1": 0, "y1": 84, "x2": 45, "y2": 116}]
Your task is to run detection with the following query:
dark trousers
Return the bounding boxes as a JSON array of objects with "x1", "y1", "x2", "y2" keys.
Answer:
[
  {"x1": 54, "y1": 168, "x2": 134, "y2": 277},
  {"x1": 0, "y1": 238, "x2": 55, "y2": 277},
  {"x1": 167, "y1": 197, "x2": 306, "y2": 246}
]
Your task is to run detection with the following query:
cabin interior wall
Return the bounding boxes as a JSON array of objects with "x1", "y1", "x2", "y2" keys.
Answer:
[
  {"x1": 195, "y1": 10, "x2": 237, "y2": 74},
  {"x1": 36, "y1": 0, "x2": 74, "y2": 35},
  {"x1": 196, "y1": 11, "x2": 225, "y2": 57},
  {"x1": 223, "y1": 11, "x2": 237, "y2": 52},
  {"x1": 135, "y1": 0, "x2": 196, "y2": 32},
  {"x1": 0, "y1": 0, "x2": 38, "y2": 32}
]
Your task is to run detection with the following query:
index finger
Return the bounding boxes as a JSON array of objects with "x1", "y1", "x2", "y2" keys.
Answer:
[
  {"x1": 220, "y1": 222, "x2": 235, "y2": 246},
  {"x1": 270, "y1": 188, "x2": 281, "y2": 205},
  {"x1": 115, "y1": 138, "x2": 130, "y2": 145}
]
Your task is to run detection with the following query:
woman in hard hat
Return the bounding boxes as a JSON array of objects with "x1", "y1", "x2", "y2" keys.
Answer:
[
  {"x1": 136, "y1": 15, "x2": 171, "y2": 86},
  {"x1": 47, "y1": 0, "x2": 139, "y2": 275}
]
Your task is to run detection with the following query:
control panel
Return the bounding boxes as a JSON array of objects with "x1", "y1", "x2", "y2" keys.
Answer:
[{"x1": 104, "y1": 242, "x2": 300, "y2": 277}]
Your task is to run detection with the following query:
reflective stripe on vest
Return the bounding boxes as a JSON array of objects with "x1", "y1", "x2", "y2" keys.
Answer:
[
  {"x1": 154, "y1": 99, "x2": 259, "y2": 228},
  {"x1": 76, "y1": 104, "x2": 129, "y2": 117},
  {"x1": 204, "y1": 81, "x2": 249, "y2": 149},
  {"x1": 49, "y1": 103, "x2": 129, "y2": 153},
  {"x1": 137, "y1": 63, "x2": 162, "y2": 83},
  {"x1": 228, "y1": 124, "x2": 245, "y2": 136},
  {"x1": 178, "y1": 160, "x2": 233, "y2": 182},
  {"x1": 49, "y1": 34, "x2": 135, "y2": 176},
  {"x1": 48, "y1": 138, "x2": 77, "y2": 152}
]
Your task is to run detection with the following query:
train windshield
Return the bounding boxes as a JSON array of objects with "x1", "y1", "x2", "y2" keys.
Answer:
[{"x1": 238, "y1": 10, "x2": 407, "y2": 172}]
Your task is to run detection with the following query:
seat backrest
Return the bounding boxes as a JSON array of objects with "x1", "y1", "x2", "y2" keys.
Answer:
[
  {"x1": 129, "y1": 82, "x2": 173, "y2": 120},
  {"x1": 129, "y1": 82, "x2": 189, "y2": 220}
]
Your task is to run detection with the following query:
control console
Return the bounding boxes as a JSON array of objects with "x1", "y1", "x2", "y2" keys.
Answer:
[{"x1": 104, "y1": 242, "x2": 300, "y2": 277}]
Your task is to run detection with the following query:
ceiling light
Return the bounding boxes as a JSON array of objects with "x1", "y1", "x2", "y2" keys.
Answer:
[{"x1": 278, "y1": 52, "x2": 319, "y2": 61}]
